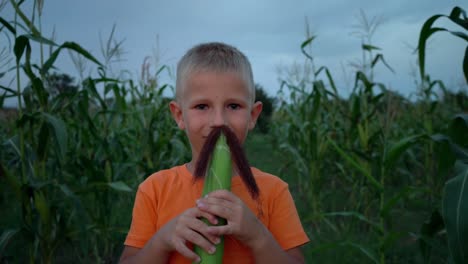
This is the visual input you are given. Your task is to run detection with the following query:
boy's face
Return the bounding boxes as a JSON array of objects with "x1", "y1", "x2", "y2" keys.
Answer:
[{"x1": 170, "y1": 71, "x2": 262, "y2": 164}]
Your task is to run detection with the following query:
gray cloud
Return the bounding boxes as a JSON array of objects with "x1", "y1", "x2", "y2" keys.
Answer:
[{"x1": 1, "y1": 0, "x2": 466, "y2": 104}]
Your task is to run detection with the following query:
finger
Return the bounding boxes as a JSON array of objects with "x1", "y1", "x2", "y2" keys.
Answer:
[
  {"x1": 198, "y1": 194, "x2": 240, "y2": 213},
  {"x1": 180, "y1": 208, "x2": 221, "y2": 244},
  {"x1": 206, "y1": 224, "x2": 233, "y2": 236},
  {"x1": 182, "y1": 229, "x2": 217, "y2": 256},
  {"x1": 192, "y1": 204, "x2": 219, "y2": 225},
  {"x1": 196, "y1": 200, "x2": 234, "y2": 220},
  {"x1": 188, "y1": 217, "x2": 222, "y2": 245},
  {"x1": 173, "y1": 239, "x2": 201, "y2": 263},
  {"x1": 206, "y1": 190, "x2": 239, "y2": 202}
]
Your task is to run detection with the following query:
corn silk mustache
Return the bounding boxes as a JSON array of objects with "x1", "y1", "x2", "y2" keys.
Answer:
[
  {"x1": 193, "y1": 125, "x2": 260, "y2": 263},
  {"x1": 194, "y1": 125, "x2": 260, "y2": 199}
]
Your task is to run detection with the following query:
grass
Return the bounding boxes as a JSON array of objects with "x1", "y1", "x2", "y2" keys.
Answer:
[{"x1": 244, "y1": 131, "x2": 288, "y2": 177}]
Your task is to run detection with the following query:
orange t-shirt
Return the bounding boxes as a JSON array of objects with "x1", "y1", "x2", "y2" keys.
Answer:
[{"x1": 124, "y1": 164, "x2": 309, "y2": 263}]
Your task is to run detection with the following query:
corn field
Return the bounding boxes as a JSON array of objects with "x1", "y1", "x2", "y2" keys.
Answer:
[{"x1": 1, "y1": 1, "x2": 467, "y2": 263}]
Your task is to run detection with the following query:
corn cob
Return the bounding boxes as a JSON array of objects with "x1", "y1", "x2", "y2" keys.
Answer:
[{"x1": 194, "y1": 133, "x2": 232, "y2": 263}]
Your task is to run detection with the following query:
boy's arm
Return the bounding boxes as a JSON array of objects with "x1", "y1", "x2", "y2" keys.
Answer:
[
  {"x1": 119, "y1": 207, "x2": 220, "y2": 264},
  {"x1": 247, "y1": 224, "x2": 305, "y2": 263},
  {"x1": 196, "y1": 190, "x2": 306, "y2": 264},
  {"x1": 287, "y1": 247, "x2": 306, "y2": 263},
  {"x1": 119, "y1": 243, "x2": 169, "y2": 264},
  {"x1": 120, "y1": 220, "x2": 305, "y2": 264}
]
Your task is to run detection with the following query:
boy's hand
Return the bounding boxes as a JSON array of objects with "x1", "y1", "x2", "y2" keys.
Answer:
[
  {"x1": 196, "y1": 190, "x2": 267, "y2": 251},
  {"x1": 155, "y1": 207, "x2": 221, "y2": 262}
]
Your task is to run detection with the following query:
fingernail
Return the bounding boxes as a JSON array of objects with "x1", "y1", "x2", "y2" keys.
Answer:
[
  {"x1": 204, "y1": 194, "x2": 209, "y2": 198},
  {"x1": 214, "y1": 237, "x2": 221, "y2": 244},
  {"x1": 209, "y1": 247, "x2": 216, "y2": 254},
  {"x1": 195, "y1": 257, "x2": 201, "y2": 263}
]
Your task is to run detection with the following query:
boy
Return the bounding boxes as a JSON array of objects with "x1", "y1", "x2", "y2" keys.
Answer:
[{"x1": 119, "y1": 42, "x2": 309, "y2": 263}]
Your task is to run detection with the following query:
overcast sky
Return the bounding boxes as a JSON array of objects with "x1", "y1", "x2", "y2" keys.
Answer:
[{"x1": 1, "y1": 1, "x2": 467, "y2": 105}]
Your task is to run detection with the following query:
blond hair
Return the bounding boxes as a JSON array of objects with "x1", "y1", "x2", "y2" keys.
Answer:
[{"x1": 175, "y1": 42, "x2": 255, "y2": 102}]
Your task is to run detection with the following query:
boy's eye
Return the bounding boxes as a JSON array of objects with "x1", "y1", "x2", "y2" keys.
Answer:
[
  {"x1": 194, "y1": 104, "x2": 208, "y2": 110},
  {"x1": 228, "y1": 104, "x2": 241, "y2": 110}
]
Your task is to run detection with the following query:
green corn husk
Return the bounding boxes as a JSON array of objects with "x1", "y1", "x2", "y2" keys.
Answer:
[{"x1": 194, "y1": 133, "x2": 232, "y2": 263}]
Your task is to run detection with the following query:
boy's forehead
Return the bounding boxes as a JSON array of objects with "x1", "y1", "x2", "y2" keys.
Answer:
[
  {"x1": 180, "y1": 70, "x2": 253, "y2": 97},
  {"x1": 187, "y1": 69, "x2": 243, "y2": 81}
]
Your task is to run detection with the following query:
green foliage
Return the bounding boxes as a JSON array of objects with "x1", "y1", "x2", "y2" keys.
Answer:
[
  {"x1": 443, "y1": 161, "x2": 468, "y2": 264},
  {"x1": 435, "y1": 114, "x2": 468, "y2": 264},
  {"x1": 254, "y1": 84, "x2": 275, "y2": 133},
  {"x1": 0, "y1": 2, "x2": 466, "y2": 263},
  {"x1": 0, "y1": 1, "x2": 189, "y2": 263},
  {"x1": 418, "y1": 6, "x2": 468, "y2": 84},
  {"x1": 270, "y1": 6, "x2": 467, "y2": 264}
]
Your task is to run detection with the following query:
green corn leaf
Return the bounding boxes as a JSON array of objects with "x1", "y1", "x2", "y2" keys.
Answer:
[
  {"x1": 354, "y1": 71, "x2": 374, "y2": 93},
  {"x1": 156, "y1": 65, "x2": 170, "y2": 76},
  {"x1": 9, "y1": 0, "x2": 40, "y2": 36},
  {"x1": 328, "y1": 139, "x2": 383, "y2": 191},
  {"x1": 322, "y1": 211, "x2": 381, "y2": 231},
  {"x1": 449, "y1": 6, "x2": 468, "y2": 31},
  {"x1": 23, "y1": 33, "x2": 57, "y2": 46},
  {"x1": 362, "y1": 44, "x2": 381, "y2": 51},
  {"x1": 108, "y1": 181, "x2": 132, "y2": 192},
  {"x1": 443, "y1": 161, "x2": 468, "y2": 264},
  {"x1": 350, "y1": 95, "x2": 361, "y2": 123},
  {"x1": 61, "y1": 42, "x2": 102, "y2": 66},
  {"x1": 0, "y1": 17, "x2": 16, "y2": 34},
  {"x1": 308, "y1": 240, "x2": 381, "y2": 263},
  {"x1": 83, "y1": 78, "x2": 107, "y2": 110},
  {"x1": 37, "y1": 123, "x2": 50, "y2": 161},
  {"x1": 13, "y1": 35, "x2": 30, "y2": 63},
  {"x1": 0, "y1": 85, "x2": 20, "y2": 96},
  {"x1": 433, "y1": 134, "x2": 457, "y2": 176},
  {"x1": 346, "y1": 242, "x2": 379, "y2": 264},
  {"x1": 42, "y1": 41, "x2": 102, "y2": 75},
  {"x1": 42, "y1": 113, "x2": 68, "y2": 163},
  {"x1": 418, "y1": 14, "x2": 444, "y2": 80},
  {"x1": 371, "y1": 54, "x2": 395, "y2": 73},
  {"x1": 418, "y1": 7, "x2": 468, "y2": 82},
  {"x1": 41, "y1": 47, "x2": 61, "y2": 74},
  {"x1": 105, "y1": 160, "x2": 112, "y2": 182},
  {"x1": 315, "y1": 66, "x2": 338, "y2": 97},
  {"x1": 384, "y1": 134, "x2": 426, "y2": 171},
  {"x1": 449, "y1": 31, "x2": 468, "y2": 42},
  {"x1": 0, "y1": 229, "x2": 19, "y2": 254},
  {"x1": 380, "y1": 186, "x2": 423, "y2": 218},
  {"x1": 432, "y1": 134, "x2": 468, "y2": 164},
  {"x1": 0, "y1": 163, "x2": 21, "y2": 201},
  {"x1": 449, "y1": 114, "x2": 468, "y2": 148},
  {"x1": 300, "y1": 36, "x2": 316, "y2": 61},
  {"x1": 33, "y1": 190, "x2": 50, "y2": 225},
  {"x1": 464, "y1": 47, "x2": 468, "y2": 84},
  {"x1": 31, "y1": 77, "x2": 48, "y2": 108},
  {"x1": 419, "y1": 210, "x2": 445, "y2": 263},
  {"x1": 381, "y1": 231, "x2": 405, "y2": 251}
]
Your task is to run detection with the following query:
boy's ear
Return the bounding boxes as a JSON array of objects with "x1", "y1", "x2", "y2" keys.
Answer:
[
  {"x1": 169, "y1": 100, "x2": 185, "y2": 130},
  {"x1": 248, "y1": 101, "x2": 263, "y2": 130}
]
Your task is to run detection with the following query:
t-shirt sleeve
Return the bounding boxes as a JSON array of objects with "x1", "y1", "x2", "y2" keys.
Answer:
[
  {"x1": 124, "y1": 184, "x2": 158, "y2": 248},
  {"x1": 268, "y1": 183, "x2": 309, "y2": 250}
]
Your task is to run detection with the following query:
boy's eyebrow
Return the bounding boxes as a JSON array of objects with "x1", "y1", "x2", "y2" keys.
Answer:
[{"x1": 186, "y1": 96, "x2": 250, "y2": 104}]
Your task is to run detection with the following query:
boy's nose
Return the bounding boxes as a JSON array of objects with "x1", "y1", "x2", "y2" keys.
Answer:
[{"x1": 211, "y1": 108, "x2": 226, "y2": 127}]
